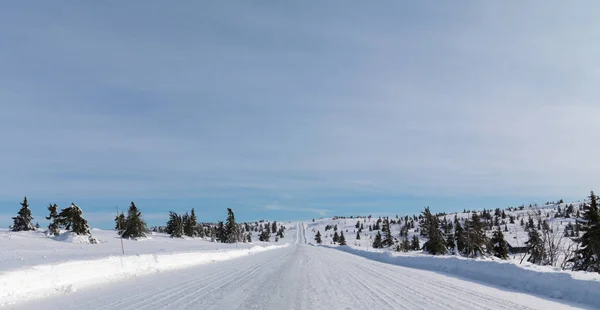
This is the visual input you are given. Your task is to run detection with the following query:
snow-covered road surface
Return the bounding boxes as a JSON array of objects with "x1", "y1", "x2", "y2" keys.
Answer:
[{"x1": 10, "y1": 224, "x2": 584, "y2": 310}]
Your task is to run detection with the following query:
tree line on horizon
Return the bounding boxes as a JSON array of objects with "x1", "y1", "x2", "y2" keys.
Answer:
[{"x1": 9, "y1": 198, "x2": 285, "y2": 244}]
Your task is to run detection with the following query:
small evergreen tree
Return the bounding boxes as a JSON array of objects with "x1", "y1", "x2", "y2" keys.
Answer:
[
  {"x1": 315, "y1": 230, "x2": 322, "y2": 244},
  {"x1": 402, "y1": 236, "x2": 411, "y2": 251},
  {"x1": 525, "y1": 228, "x2": 546, "y2": 264},
  {"x1": 411, "y1": 235, "x2": 420, "y2": 250},
  {"x1": 333, "y1": 231, "x2": 339, "y2": 243},
  {"x1": 166, "y1": 211, "x2": 184, "y2": 238},
  {"x1": 372, "y1": 231, "x2": 383, "y2": 248},
  {"x1": 421, "y1": 208, "x2": 446, "y2": 255},
  {"x1": 56, "y1": 203, "x2": 90, "y2": 235},
  {"x1": 454, "y1": 221, "x2": 466, "y2": 254},
  {"x1": 382, "y1": 218, "x2": 394, "y2": 247},
  {"x1": 46, "y1": 203, "x2": 60, "y2": 236},
  {"x1": 216, "y1": 221, "x2": 227, "y2": 242},
  {"x1": 259, "y1": 227, "x2": 270, "y2": 242},
  {"x1": 115, "y1": 212, "x2": 126, "y2": 231},
  {"x1": 225, "y1": 208, "x2": 238, "y2": 243},
  {"x1": 121, "y1": 202, "x2": 147, "y2": 239},
  {"x1": 184, "y1": 208, "x2": 198, "y2": 237},
  {"x1": 464, "y1": 213, "x2": 487, "y2": 257},
  {"x1": 571, "y1": 191, "x2": 600, "y2": 272},
  {"x1": 339, "y1": 231, "x2": 347, "y2": 245},
  {"x1": 11, "y1": 196, "x2": 34, "y2": 232},
  {"x1": 491, "y1": 227, "x2": 509, "y2": 259}
]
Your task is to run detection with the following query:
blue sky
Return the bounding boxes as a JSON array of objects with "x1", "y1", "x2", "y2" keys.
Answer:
[{"x1": 1, "y1": 2, "x2": 599, "y2": 229}]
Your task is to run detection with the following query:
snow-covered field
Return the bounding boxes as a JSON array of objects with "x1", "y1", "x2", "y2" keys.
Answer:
[
  {"x1": 0, "y1": 227, "x2": 292, "y2": 306},
  {"x1": 3, "y1": 224, "x2": 588, "y2": 310},
  {"x1": 1, "y1": 207, "x2": 599, "y2": 309}
]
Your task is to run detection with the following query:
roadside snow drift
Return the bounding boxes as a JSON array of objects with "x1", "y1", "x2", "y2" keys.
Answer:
[
  {"x1": 328, "y1": 246, "x2": 600, "y2": 308},
  {"x1": 0, "y1": 244, "x2": 289, "y2": 306}
]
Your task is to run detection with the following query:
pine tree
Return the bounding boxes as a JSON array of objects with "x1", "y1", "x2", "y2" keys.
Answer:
[
  {"x1": 419, "y1": 207, "x2": 432, "y2": 238},
  {"x1": 246, "y1": 232, "x2": 252, "y2": 243},
  {"x1": 491, "y1": 227, "x2": 509, "y2": 259},
  {"x1": 454, "y1": 221, "x2": 467, "y2": 254},
  {"x1": 225, "y1": 208, "x2": 238, "y2": 243},
  {"x1": 184, "y1": 208, "x2": 198, "y2": 237},
  {"x1": 11, "y1": 196, "x2": 34, "y2": 232},
  {"x1": 217, "y1": 221, "x2": 227, "y2": 242},
  {"x1": 115, "y1": 212, "x2": 126, "y2": 231},
  {"x1": 166, "y1": 212, "x2": 184, "y2": 238},
  {"x1": 571, "y1": 191, "x2": 600, "y2": 272},
  {"x1": 464, "y1": 213, "x2": 487, "y2": 257},
  {"x1": 259, "y1": 227, "x2": 270, "y2": 242},
  {"x1": 382, "y1": 218, "x2": 394, "y2": 247},
  {"x1": 315, "y1": 231, "x2": 322, "y2": 244},
  {"x1": 271, "y1": 221, "x2": 277, "y2": 233},
  {"x1": 333, "y1": 231, "x2": 339, "y2": 243},
  {"x1": 339, "y1": 231, "x2": 347, "y2": 245},
  {"x1": 402, "y1": 236, "x2": 411, "y2": 252},
  {"x1": 56, "y1": 203, "x2": 90, "y2": 235},
  {"x1": 372, "y1": 231, "x2": 383, "y2": 248},
  {"x1": 121, "y1": 202, "x2": 147, "y2": 239},
  {"x1": 423, "y1": 216, "x2": 446, "y2": 255},
  {"x1": 411, "y1": 235, "x2": 420, "y2": 250},
  {"x1": 526, "y1": 228, "x2": 546, "y2": 264},
  {"x1": 46, "y1": 203, "x2": 60, "y2": 236}
]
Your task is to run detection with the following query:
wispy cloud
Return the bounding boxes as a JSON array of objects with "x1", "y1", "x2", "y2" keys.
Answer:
[{"x1": 0, "y1": 2, "x2": 599, "y2": 228}]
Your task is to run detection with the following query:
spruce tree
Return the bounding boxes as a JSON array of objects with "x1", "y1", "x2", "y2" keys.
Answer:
[
  {"x1": 259, "y1": 227, "x2": 270, "y2": 242},
  {"x1": 115, "y1": 212, "x2": 126, "y2": 231},
  {"x1": 571, "y1": 191, "x2": 600, "y2": 272},
  {"x1": 411, "y1": 235, "x2": 420, "y2": 250},
  {"x1": 333, "y1": 231, "x2": 339, "y2": 243},
  {"x1": 423, "y1": 216, "x2": 446, "y2": 255},
  {"x1": 11, "y1": 196, "x2": 34, "y2": 231},
  {"x1": 382, "y1": 218, "x2": 394, "y2": 247},
  {"x1": 419, "y1": 207, "x2": 432, "y2": 238},
  {"x1": 121, "y1": 202, "x2": 147, "y2": 239},
  {"x1": 225, "y1": 208, "x2": 238, "y2": 243},
  {"x1": 491, "y1": 227, "x2": 509, "y2": 259},
  {"x1": 315, "y1": 231, "x2": 322, "y2": 244},
  {"x1": 339, "y1": 231, "x2": 347, "y2": 245},
  {"x1": 402, "y1": 236, "x2": 411, "y2": 251},
  {"x1": 454, "y1": 221, "x2": 466, "y2": 254},
  {"x1": 166, "y1": 211, "x2": 184, "y2": 238},
  {"x1": 217, "y1": 221, "x2": 227, "y2": 242},
  {"x1": 372, "y1": 231, "x2": 383, "y2": 248},
  {"x1": 46, "y1": 203, "x2": 60, "y2": 236},
  {"x1": 56, "y1": 203, "x2": 90, "y2": 235},
  {"x1": 525, "y1": 228, "x2": 546, "y2": 264},
  {"x1": 464, "y1": 213, "x2": 487, "y2": 257},
  {"x1": 183, "y1": 208, "x2": 198, "y2": 237}
]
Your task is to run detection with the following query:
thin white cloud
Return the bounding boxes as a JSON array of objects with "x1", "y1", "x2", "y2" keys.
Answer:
[{"x1": 0, "y1": 1, "x2": 598, "y2": 214}]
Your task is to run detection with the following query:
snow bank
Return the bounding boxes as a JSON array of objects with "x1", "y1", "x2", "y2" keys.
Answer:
[
  {"x1": 328, "y1": 246, "x2": 600, "y2": 308},
  {"x1": 0, "y1": 243, "x2": 289, "y2": 306}
]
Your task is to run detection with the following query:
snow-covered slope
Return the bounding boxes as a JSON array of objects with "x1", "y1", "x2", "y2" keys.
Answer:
[{"x1": 9, "y1": 227, "x2": 587, "y2": 310}]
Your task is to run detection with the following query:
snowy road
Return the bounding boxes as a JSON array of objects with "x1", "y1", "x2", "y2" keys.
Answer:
[{"x1": 11, "y1": 224, "x2": 583, "y2": 310}]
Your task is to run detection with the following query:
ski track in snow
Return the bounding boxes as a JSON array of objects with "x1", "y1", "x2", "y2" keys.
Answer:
[{"x1": 7, "y1": 223, "x2": 586, "y2": 310}]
